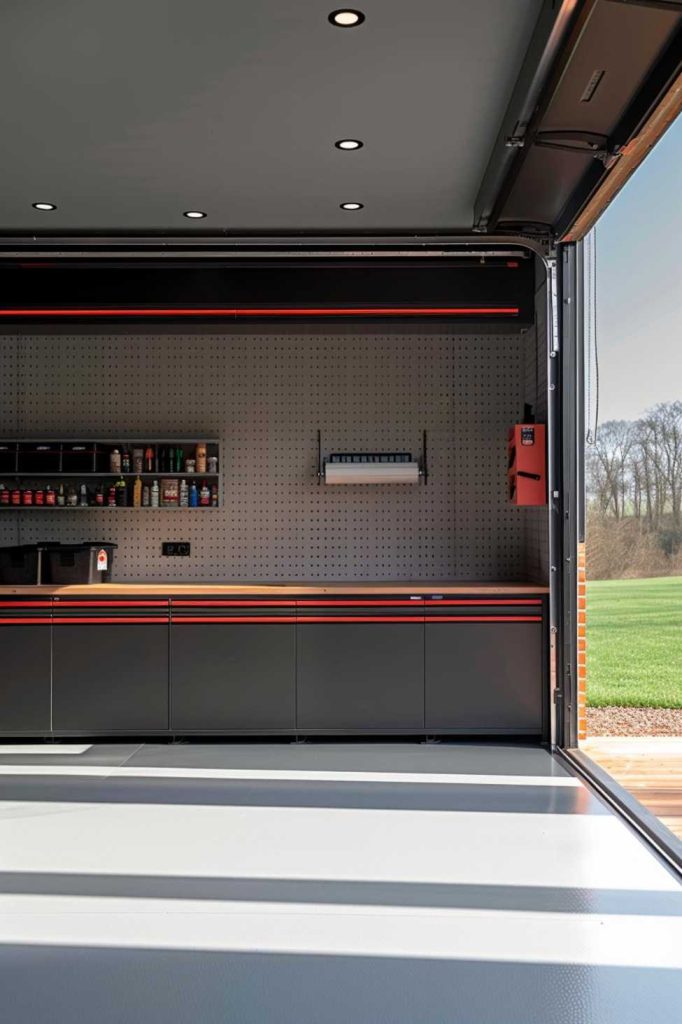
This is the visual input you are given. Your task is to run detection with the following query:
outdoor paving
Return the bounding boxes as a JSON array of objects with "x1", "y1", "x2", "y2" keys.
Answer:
[{"x1": 583, "y1": 736, "x2": 682, "y2": 841}]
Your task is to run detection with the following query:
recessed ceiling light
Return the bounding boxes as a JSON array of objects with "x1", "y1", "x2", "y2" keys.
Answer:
[
  {"x1": 183, "y1": 210, "x2": 206, "y2": 219},
  {"x1": 32, "y1": 202, "x2": 57, "y2": 211},
  {"x1": 340, "y1": 202, "x2": 363, "y2": 210},
  {"x1": 329, "y1": 10, "x2": 365, "y2": 27},
  {"x1": 335, "y1": 139, "x2": 363, "y2": 150}
]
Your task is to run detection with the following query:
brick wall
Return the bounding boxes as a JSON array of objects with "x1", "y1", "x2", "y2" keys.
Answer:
[{"x1": 577, "y1": 541, "x2": 587, "y2": 740}]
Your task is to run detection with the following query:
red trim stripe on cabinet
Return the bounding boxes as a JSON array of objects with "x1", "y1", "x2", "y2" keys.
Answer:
[
  {"x1": 52, "y1": 616, "x2": 169, "y2": 624},
  {"x1": 174, "y1": 616, "x2": 297, "y2": 624}
]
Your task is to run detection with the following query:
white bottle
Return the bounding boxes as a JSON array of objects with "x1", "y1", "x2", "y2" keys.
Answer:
[
  {"x1": 151, "y1": 480, "x2": 160, "y2": 507},
  {"x1": 179, "y1": 478, "x2": 189, "y2": 507}
]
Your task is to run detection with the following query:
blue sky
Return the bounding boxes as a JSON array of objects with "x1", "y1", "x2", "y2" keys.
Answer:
[{"x1": 593, "y1": 114, "x2": 682, "y2": 423}]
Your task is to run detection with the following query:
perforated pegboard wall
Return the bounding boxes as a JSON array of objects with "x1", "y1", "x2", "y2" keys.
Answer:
[{"x1": 0, "y1": 325, "x2": 541, "y2": 582}]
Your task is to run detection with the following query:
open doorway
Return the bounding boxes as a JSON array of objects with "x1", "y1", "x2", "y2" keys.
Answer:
[{"x1": 580, "y1": 115, "x2": 682, "y2": 843}]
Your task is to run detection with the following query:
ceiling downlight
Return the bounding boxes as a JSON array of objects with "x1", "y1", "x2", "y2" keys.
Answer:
[
  {"x1": 329, "y1": 10, "x2": 365, "y2": 27},
  {"x1": 340, "y1": 202, "x2": 363, "y2": 210},
  {"x1": 32, "y1": 202, "x2": 57, "y2": 211},
  {"x1": 183, "y1": 210, "x2": 207, "y2": 219},
  {"x1": 335, "y1": 139, "x2": 363, "y2": 150}
]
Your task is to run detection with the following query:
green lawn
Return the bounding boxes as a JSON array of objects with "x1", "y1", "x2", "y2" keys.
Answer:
[{"x1": 587, "y1": 576, "x2": 682, "y2": 707}]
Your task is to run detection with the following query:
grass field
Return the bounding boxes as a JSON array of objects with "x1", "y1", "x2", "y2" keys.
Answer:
[{"x1": 587, "y1": 576, "x2": 682, "y2": 707}]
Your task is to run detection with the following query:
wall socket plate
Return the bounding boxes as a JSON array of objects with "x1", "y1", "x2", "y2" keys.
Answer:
[{"x1": 162, "y1": 542, "x2": 191, "y2": 556}]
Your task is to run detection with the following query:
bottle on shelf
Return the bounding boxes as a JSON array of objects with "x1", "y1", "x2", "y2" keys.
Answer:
[
  {"x1": 189, "y1": 480, "x2": 199, "y2": 507},
  {"x1": 95, "y1": 484, "x2": 104, "y2": 506},
  {"x1": 142, "y1": 483, "x2": 150, "y2": 507},
  {"x1": 22, "y1": 488, "x2": 34, "y2": 506},
  {"x1": 208, "y1": 455, "x2": 218, "y2": 474},
  {"x1": 79, "y1": 483, "x2": 89, "y2": 507},
  {"x1": 133, "y1": 448, "x2": 144, "y2": 474},
  {"x1": 121, "y1": 449, "x2": 131, "y2": 473},
  {"x1": 0, "y1": 484, "x2": 9, "y2": 506},
  {"x1": 151, "y1": 480, "x2": 160, "y2": 507},
  {"x1": 107, "y1": 484, "x2": 116, "y2": 507},
  {"x1": 133, "y1": 475, "x2": 142, "y2": 508},
  {"x1": 115, "y1": 476, "x2": 128, "y2": 507},
  {"x1": 45, "y1": 483, "x2": 56, "y2": 506},
  {"x1": 11, "y1": 486, "x2": 21, "y2": 506},
  {"x1": 57, "y1": 483, "x2": 66, "y2": 506},
  {"x1": 179, "y1": 478, "x2": 189, "y2": 507},
  {"x1": 195, "y1": 442, "x2": 207, "y2": 474},
  {"x1": 110, "y1": 447, "x2": 121, "y2": 473},
  {"x1": 66, "y1": 485, "x2": 78, "y2": 507},
  {"x1": 144, "y1": 446, "x2": 154, "y2": 473},
  {"x1": 199, "y1": 481, "x2": 210, "y2": 506},
  {"x1": 211, "y1": 483, "x2": 219, "y2": 507},
  {"x1": 35, "y1": 488, "x2": 45, "y2": 506}
]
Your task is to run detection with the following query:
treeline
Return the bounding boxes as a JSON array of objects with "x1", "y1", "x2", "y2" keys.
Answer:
[{"x1": 586, "y1": 400, "x2": 682, "y2": 579}]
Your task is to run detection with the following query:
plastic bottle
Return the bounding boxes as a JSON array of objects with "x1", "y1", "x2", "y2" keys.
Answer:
[
  {"x1": 122, "y1": 449, "x2": 131, "y2": 473},
  {"x1": 199, "y1": 481, "x2": 210, "y2": 506},
  {"x1": 57, "y1": 483, "x2": 66, "y2": 506},
  {"x1": 79, "y1": 483, "x2": 89, "y2": 507},
  {"x1": 110, "y1": 447, "x2": 121, "y2": 473},
  {"x1": 151, "y1": 480, "x2": 160, "y2": 507},
  {"x1": 66, "y1": 485, "x2": 78, "y2": 507},
  {"x1": 179, "y1": 478, "x2": 189, "y2": 507},
  {"x1": 46, "y1": 484, "x2": 56, "y2": 506},
  {"x1": 189, "y1": 481, "x2": 199, "y2": 507},
  {"x1": 195, "y1": 443, "x2": 207, "y2": 474},
  {"x1": 115, "y1": 476, "x2": 128, "y2": 506},
  {"x1": 133, "y1": 476, "x2": 142, "y2": 508},
  {"x1": 211, "y1": 484, "x2": 219, "y2": 507},
  {"x1": 142, "y1": 484, "x2": 150, "y2": 507}
]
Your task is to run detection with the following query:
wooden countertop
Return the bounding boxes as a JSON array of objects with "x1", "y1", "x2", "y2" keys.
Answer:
[{"x1": 0, "y1": 581, "x2": 549, "y2": 596}]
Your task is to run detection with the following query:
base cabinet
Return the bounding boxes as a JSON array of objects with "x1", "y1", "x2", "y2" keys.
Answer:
[
  {"x1": 171, "y1": 622, "x2": 296, "y2": 731},
  {"x1": 0, "y1": 623, "x2": 51, "y2": 732},
  {"x1": 52, "y1": 624, "x2": 169, "y2": 732},
  {"x1": 425, "y1": 621, "x2": 543, "y2": 731},
  {"x1": 297, "y1": 622, "x2": 424, "y2": 730}
]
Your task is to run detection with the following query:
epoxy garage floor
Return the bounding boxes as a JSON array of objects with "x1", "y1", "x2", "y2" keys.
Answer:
[{"x1": 0, "y1": 742, "x2": 680, "y2": 1023}]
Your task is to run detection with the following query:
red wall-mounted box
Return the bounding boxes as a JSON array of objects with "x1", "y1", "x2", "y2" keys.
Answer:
[{"x1": 508, "y1": 424, "x2": 546, "y2": 506}]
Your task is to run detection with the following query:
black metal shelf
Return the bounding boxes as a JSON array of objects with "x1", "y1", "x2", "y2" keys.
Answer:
[{"x1": 0, "y1": 473, "x2": 220, "y2": 478}]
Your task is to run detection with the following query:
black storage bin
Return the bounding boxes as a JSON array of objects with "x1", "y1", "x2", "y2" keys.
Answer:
[
  {"x1": 0, "y1": 443, "x2": 17, "y2": 473},
  {"x1": 62, "y1": 443, "x2": 96, "y2": 473},
  {"x1": 42, "y1": 542, "x2": 117, "y2": 584},
  {"x1": 18, "y1": 442, "x2": 61, "y2": 474},
  {"x1": 0, "y1": 545, "x2": 42, "y2": 585}
]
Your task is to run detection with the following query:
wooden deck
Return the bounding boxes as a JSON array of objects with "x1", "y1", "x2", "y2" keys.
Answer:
[{"x1": 582, "y1": 737, "x2": 682, "y2": 841}]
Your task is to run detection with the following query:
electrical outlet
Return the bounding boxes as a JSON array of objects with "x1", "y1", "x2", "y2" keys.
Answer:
[{"x1": 162, "y1": 542, "x2": 191, "y2": 556}]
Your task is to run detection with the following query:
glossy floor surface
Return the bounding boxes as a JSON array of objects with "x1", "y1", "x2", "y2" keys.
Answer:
[{"x1": 0, "y1": 741, "x2": 680, "y2": 1022}]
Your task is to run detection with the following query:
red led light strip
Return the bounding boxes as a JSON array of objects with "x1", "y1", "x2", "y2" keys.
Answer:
[{"x1": 0, "y1": 306, "x2": 519, "y2": 319}]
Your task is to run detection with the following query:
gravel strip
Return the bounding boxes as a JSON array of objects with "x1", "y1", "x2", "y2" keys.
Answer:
[{"x1": 587, "y1": 706, "x2": 682, "y2": 737}]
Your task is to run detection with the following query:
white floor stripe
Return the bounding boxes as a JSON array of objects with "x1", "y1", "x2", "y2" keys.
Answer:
[
  {"x1": 0, "y1": 764, "x2": 580, "y2": 786},
  {"x1": 0, "y1": 899, "x2": 680, "y2": 969},
  {"x1": 0, "y1": 745, "x2": 92, "y2": 755}
]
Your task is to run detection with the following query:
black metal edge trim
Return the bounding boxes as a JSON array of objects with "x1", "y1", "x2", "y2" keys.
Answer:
[{"x1": 557, "y1": 746, "x2": 682, "y2": 880}]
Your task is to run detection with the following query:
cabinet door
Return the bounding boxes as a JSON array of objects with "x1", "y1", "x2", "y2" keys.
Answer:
[
  {"x1": 425, "y1": 616, "x2": 543, "y2": 732},
  {"x1": 297, "y1": 603, "x2": 424, "y2": 731},
  {"x1": 171, "y1": 609, "x2": 296, "y2": 731},
  {"x1": 52, "y1": 600, "x2": 169, "y2": 732},
  {"x1": 0, "y1": 601, "x2": 52, "y2": 733}
]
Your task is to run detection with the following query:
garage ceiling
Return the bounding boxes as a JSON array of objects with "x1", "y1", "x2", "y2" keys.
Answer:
[
  {"x1": 0, "y1": 0, "x2": 542, "y2": 234},
  {"x1": 0, "y1": 0, "x2": 679, "y2": 242}
]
